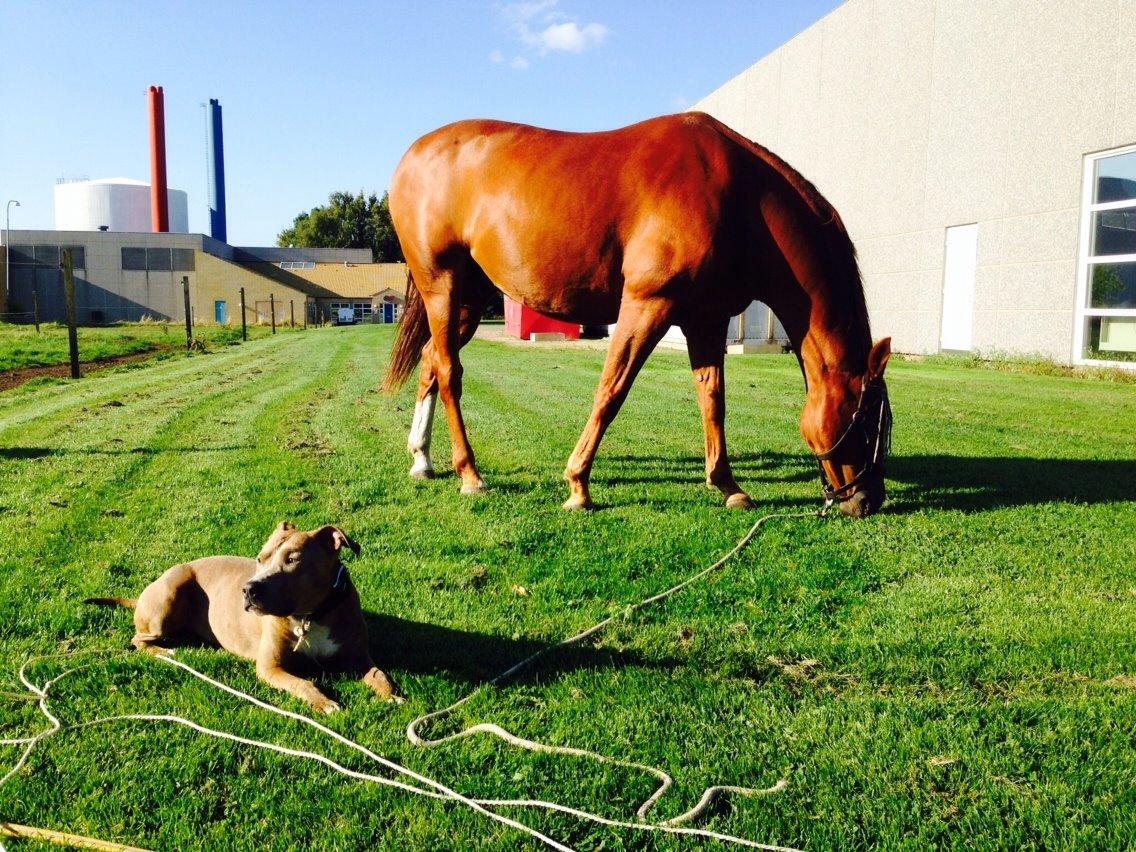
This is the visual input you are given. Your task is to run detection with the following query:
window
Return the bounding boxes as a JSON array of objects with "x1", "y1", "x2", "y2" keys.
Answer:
[
  {"x1": 1076, "y1": 146, "x2": 1136, "y2": 366},
  {"x1": 62, "y1": 246, "x2": 85, "y2": 269},
  {"x1": 172, "y1": 248, "x2": 195, "y2": 271},
  {"x1": 279, "y1": 260, "x2": 315, "y2": 269},
  {"x1": 122, "y1": 246, "x2": 192, "y2": 272},
  {"x1": 122, "y1": 247, "x2": 147, "y2": 270},
  {"x1": 34, "y1": 245, "x2": 60, "y2": 267},
  {"x1": 146, "y1": 247, "x2": 172, "y2": 271},
  {"x1": 8, "y1": 244, "x2": 83, "y2": 269}
]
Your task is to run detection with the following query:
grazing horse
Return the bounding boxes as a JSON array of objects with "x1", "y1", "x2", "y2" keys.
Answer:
[{"x1": 382, "y1": 112, "x2": 892, "y2": 518}]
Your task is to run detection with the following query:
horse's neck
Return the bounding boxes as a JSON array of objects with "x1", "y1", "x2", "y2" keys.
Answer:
[{"x1": 768, "y1": 285, "x2": 870, "y2": 387}]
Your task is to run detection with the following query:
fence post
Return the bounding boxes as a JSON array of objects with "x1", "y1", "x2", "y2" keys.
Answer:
[
  {"x1": 290, "y1": 299, "x2": 295, "y2": 328},
  {"x1": 32, "y1": 288, "x2": 40, "y2": 334},
  {"x1": 61, "y1": 249, "x2": 80, "y2": 379},
  {"x1": 303, "y1": 300, "x2": 308, "y2": 330},
  {"x1": 239, "y1": 286, "x2": 247, "y2": 341},
  {"x1": 182, "y1": 276, "x2": 193, "y2": 351},
  {"x1": 270, "y1": 293, "x2": 276, "y2": 334}
]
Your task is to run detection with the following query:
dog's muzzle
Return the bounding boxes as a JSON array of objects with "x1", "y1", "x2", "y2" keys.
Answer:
[{"x1": 242, "y1": 582, "x2": 261, "y2": 613}]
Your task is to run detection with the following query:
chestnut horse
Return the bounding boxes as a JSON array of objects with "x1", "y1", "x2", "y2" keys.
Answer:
[{"x1": 382, "y1": 112, "x2": 892, "y2": 517}]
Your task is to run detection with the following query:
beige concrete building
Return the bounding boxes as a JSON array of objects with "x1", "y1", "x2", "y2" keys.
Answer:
[
  {"x1": 694, "y1": 0, "x2": 1136, "y2": 366},
  {"x1": 0, "y1": 229, "x2": 406, "y2": 328}
]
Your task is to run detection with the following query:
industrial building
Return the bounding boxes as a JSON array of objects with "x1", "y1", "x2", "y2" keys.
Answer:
[
  {"x1": 693, "y1": 0, "x2": 1136, "y2": 367},
  {"x1": 0, "y1": 86, "x2": 405, "y2": 328},
  {"x1": 0, "y1": 229, "x2": 405, "y2": 327}
]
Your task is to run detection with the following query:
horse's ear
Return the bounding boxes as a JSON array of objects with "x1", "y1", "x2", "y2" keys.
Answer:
[{"x1": 868, "y1": 338, "x2": 891, "y2": 379}]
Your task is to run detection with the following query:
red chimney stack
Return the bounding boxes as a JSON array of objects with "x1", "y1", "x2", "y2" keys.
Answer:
[{"x1": 147, "y1": 85, "x2": 169, "y2": 233}]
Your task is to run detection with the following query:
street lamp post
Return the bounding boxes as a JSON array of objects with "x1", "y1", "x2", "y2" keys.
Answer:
[{"x1": 5, "y1": 199, "x2": 19, "y2": 322}]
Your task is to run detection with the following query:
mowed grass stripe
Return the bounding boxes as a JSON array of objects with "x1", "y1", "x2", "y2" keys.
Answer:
[{"x1": 0, "y1": 331, "x2": 295, "y2": 428}]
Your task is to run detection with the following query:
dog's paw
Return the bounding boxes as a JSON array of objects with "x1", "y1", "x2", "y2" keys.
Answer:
[
  {"x1": 387, "y1": 694, "x2": 406, "y2": 705},
  {"x1": 312, "y1": 697, "x2": 342, "y2": 715}
]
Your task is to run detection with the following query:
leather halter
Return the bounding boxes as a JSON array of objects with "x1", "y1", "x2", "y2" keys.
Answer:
[{"x1": 812, "y1": 375, "x2": 892, "y2": 506}]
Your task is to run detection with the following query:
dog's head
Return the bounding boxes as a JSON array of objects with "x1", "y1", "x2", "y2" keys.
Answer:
[{"x1": 241, "y1": 522, "x2": 360, "y2": 617}]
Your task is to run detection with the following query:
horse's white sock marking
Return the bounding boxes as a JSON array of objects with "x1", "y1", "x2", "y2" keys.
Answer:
[{"x1": 407, "y1": 392, "x2": 437, "y2": 477}]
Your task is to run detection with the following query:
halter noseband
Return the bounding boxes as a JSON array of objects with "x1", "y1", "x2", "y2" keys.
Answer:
[{"x1": 813, "y1": 375, "x2": 892, "y2": 507}]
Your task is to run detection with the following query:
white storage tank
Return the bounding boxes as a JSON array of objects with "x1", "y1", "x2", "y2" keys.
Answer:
[{"x1": 53, "y1": 178, "x2": 189, "y2": 233}]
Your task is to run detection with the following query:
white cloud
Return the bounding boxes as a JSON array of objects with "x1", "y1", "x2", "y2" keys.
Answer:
[
  {"x1": 529, "y1": 21, "x2": 608, "y2": 53},
  {"x1": 489, "y1": 49, "x2": 504, "y2": 63},
  {"x1": 495, "y1": 0, "x2": 609, "y2": 64}
]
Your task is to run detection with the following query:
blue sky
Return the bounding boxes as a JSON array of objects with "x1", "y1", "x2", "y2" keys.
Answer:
[{"x1": 1, "y1": 1, "x2": 842, "y2": 246}]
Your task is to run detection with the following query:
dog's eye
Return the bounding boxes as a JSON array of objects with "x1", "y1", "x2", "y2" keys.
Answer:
[{"x1": 286, "y1": 553, "x2": 300, "y2": 563}]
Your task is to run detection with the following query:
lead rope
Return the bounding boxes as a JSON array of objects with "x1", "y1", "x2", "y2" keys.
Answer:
[{"x1": 2, "y1": 507, "x2": 823, "y2": 852}]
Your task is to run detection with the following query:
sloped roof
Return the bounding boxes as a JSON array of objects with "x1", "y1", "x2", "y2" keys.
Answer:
[{"x1": 237, "y1": 261, "x2": 409, "y2": 300}]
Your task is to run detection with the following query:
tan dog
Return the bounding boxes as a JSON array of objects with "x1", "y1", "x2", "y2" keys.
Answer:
[{"x1": 87, "y1": 522, "x2": 396, "y2": 713}]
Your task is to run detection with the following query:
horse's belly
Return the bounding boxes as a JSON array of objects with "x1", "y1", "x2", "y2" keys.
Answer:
[{"x1": 499, "y1": 277, "x2": 620, "y2": 324}]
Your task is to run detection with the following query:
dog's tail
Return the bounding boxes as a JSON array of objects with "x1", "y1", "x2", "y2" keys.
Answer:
[
  {"x1": 84, "y1": 596, "x2": 137, "y2": 609},
  {"x1": 381, "y1": 270, "x2": 431, "y2": 394}
]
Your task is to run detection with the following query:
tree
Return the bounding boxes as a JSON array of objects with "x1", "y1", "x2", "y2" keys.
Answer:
[{"x1": 277, "y1": 191, "x2": 404, "y2": 262}]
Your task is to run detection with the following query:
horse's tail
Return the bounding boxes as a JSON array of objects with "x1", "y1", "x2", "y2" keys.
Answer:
[{"x1": 382, "y1": 270, "x2": 430, "y2": 394}]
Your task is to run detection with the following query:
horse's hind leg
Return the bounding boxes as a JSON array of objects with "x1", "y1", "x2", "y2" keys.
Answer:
[
  {"x1": 407, "y1": 282, "x2": 490, "y2": 481},
  {"x1": 681, "y1": 318, "x2": 754, "y2": 509},
  {"x1": 408, "y1": 356, "x2": 439, "y2": 478},
  {"x1": 563, "y1": 296, "x2": 673, "y2": 510},
  {"x1": 412, "y1": 260, "x2": 488, "y2": 494}
]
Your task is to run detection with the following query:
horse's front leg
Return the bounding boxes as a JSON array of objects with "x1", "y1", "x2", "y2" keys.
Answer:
[
  {"x1": 682, "y1": 318, "x2": 753, "y2": 509},
  {"x1": 563, "y1": 298, "x2": 673, "y2": 510}
]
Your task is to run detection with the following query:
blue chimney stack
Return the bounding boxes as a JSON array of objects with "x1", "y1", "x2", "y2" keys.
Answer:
[{"x1": 206, "y1": 99, "x2": 227, "y2": 242}]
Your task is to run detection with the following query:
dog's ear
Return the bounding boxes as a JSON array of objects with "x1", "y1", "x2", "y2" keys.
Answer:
[
  {"x1": 278, "y1": 521, "x2": 296, "y2": 532},
  {"x1": 315, "y1": 525, "x2": 360, "y2": 556}
]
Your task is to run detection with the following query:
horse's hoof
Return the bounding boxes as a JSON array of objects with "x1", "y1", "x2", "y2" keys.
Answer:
[
  {"x1": 460, "y1": 479, "x2": 488, "y2": 495},
  {"x1": 409, "y1": 466, "x2": 435, "y2": 480},
  {"x1": 725, "y1": 493, "x2": 755, "y2": 510},
  {"x1": 563, "y1": 495, "x2": 594, "y2": 511}
]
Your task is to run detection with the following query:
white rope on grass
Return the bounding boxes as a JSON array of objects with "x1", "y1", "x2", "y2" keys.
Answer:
[
  {"x1": 406, "y1": 507, "x2": 821, "y2": 830},
  {"x1": 0, "y1": 507, "x2": 820, "y2": 850}
]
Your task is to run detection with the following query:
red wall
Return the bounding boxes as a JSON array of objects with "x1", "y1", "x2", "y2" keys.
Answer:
[{"x1": 504, "y1": 297, "x2": 581, "y2": 340}]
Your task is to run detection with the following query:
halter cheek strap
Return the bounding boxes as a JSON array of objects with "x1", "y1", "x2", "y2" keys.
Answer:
[{"x1": 813, "y1": 376, "x2": 892, "y2": 507}]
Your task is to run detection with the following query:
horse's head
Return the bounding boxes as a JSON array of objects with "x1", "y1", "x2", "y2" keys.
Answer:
[{"x1": 800, "y1": 338, "x2": 892, "y2": 517}]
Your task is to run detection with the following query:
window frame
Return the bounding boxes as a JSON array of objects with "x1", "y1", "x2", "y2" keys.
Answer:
[{"x1": 1074, "y1": 142, "x2": 1136, "y2": 368}]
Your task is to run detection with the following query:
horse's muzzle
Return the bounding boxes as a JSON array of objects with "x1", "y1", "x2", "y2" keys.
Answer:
[{"x1": 838, "y1": 483, "x2": 885, "y2": 518}]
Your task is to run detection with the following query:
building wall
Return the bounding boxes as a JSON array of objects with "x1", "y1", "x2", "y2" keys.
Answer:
[
  {"x1": 191, "y1": 252, "x2": 308, "y2": 326},
  {"x1": 1, "y1": 230, "x2": 309, "y2": 326},
  {"x1": 4, "y1": 230, "x2": 205, "y2": 323},
  {"x1": 694, "y1": 0, "x2": 1136, "y2": 362}
]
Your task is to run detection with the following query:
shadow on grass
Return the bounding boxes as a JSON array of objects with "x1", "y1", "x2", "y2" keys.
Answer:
[
  {"x1": 885, "y1": 454, "x2": 1136, "y2": 512},
  {"x1": 599, "y1": 450, "x2": 1136, "y2": 512},
  {"x1": 363, "y1": 612, "x2": 676, "y2": 686},
  {"x1": 600, "y1": 451, "x2": 817, "y2": 488},
  {"x1": 0, "y1": 445, "x2": 252, "y2": 459}
]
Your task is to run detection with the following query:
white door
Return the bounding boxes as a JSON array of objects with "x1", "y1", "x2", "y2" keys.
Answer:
[{"x1": 940, "y1": 223, "x2": 978, "y2": 351}]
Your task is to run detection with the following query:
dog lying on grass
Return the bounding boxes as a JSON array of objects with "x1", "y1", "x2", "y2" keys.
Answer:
[{"x1": 86, "y1": 522, "x2": 397, "y2": 713}]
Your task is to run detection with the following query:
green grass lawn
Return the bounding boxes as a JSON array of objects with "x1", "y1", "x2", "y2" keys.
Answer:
[
  {"x1": 0, "y1": 321, "x2": 294, "y2": 372},
  {"x1": 0, "y1": 324, "x2": 1133, "y2": 850}
]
